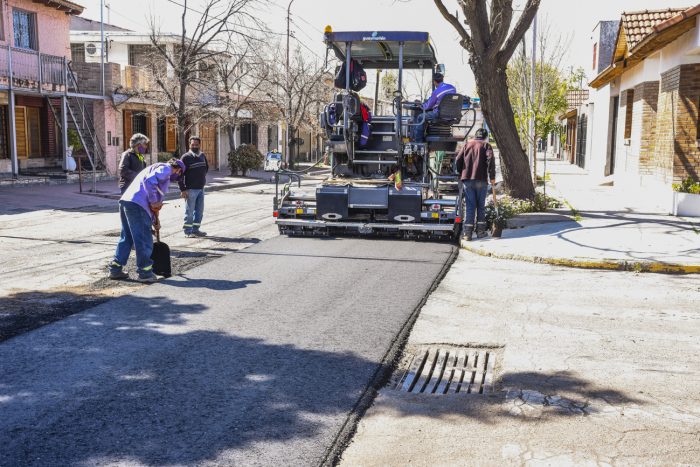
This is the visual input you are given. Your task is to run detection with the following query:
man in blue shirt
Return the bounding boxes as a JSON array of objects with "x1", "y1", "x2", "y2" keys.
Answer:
[
  {"x1": 412, "y1": 73, "x2": 457, "y2": 142},
  {"x1": 108, "y1": 158, "x2": 185, "y2": 283}
]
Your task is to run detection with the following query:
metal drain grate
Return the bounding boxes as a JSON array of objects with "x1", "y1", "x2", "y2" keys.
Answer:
[{"x1": 397, "y1": 348, "x2": 496, "y2": 394}]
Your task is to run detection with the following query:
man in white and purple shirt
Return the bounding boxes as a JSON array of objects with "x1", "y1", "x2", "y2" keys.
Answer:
[
  {"x1": 108, "y1": 158, "x2": 185, "y2": 283},
  {"x1": 412, "y1": 73, "x2": 457, "y2": 142}
]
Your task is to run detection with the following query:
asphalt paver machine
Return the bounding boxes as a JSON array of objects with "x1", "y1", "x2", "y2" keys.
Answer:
[{"x1": 274, "y1": 29, "x2": 476, "y2": 241}]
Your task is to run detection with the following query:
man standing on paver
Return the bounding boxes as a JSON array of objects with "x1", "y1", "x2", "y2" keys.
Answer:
[
  {"x1": 108, "y1": 159, "x2": 185, "y2": 283},
  {"x1": 118, "y1": 133, "x2": 149, "y2": 194},
  {"x1": 179, "y1": 136, "x2": 209, "y2": 238},
  {"x1": 455, "y1": 128, "x2": 496, "y2": 241}
]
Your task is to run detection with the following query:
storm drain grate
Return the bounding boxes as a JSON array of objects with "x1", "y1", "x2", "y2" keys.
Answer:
[{"x1": 397, "y1": 348, "x2": 496, "y2": 394}]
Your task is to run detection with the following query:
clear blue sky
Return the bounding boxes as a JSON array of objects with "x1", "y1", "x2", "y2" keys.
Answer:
[{"x1": 77, "y1": 0, "x2": 683, "y2": 96}]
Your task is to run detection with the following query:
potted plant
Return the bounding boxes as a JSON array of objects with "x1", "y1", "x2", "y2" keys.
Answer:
[
  {"x1": 672, "y1": 178, "x2": 700, "y2": 217},
  {"x1": 228, "y1": 144, "x2": 264, "y2": 176}
]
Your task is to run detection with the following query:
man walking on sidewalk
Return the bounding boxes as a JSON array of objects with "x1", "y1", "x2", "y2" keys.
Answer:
[
  {"x1": 118, "y1": 133, "x2": 149, "y2": 194},
  {"x1": 108, "y1": 159, "x2": 185, "y2": 283},
  {"x1": 179, "y1": 136, "x2": 209, "y2": 238},
  {"x1": 455, "y1": 128, "x2": 496, "y2": 241}
]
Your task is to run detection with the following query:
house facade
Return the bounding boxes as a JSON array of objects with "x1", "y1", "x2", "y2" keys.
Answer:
[
  {"x1": 0, "y1": 0, "x2": 103, "y2": 178},
  {"x1": 585, "y1": 6, "x2": 700, "y2": 202},
  {"x1": 70, "y1": 17, "x2": 286, "y2": 174}
]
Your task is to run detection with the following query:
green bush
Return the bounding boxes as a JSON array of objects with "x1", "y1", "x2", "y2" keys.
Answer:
[
  {"x1": 67, "y1": 128, "x2": 83, "y2": 153},
  {"x1": 228, "y1": 144, "x2": 263, "y2": 176},
  {"x1": 673, "y1": 178, "x2": 700, "y2": 195}
]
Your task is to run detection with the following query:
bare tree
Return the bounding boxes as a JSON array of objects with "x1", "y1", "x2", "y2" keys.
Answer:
[
  {"x1": 262, "y1": 44, "x2": 331, "y2": 168},
  {"x1": 434, "y1": 0, "x2": 541, "y2": 199},
  {"x1": 147, "y1": 0, "x2": 264, "y2": 153},
  {"x1": 507, "y1": 21, "x2": 570, "y2": 178},
  {"x1": 212, "y1": 36, "x2": 273, "y2": 153}
]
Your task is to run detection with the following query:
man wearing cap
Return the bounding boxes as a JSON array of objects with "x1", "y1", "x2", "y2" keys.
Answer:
[
  {"x1": 118, "y1": 133, "x2": 149, "y2": 194},
  {"x1": 455, "y1": 128, "x2": 496, "y2": 241},
  {"x1": 412, "y1": 73, "x2": 457, "y2": 143},
  {"x1": 108, "y1": 158, "x2": 185, "y2": 283}
]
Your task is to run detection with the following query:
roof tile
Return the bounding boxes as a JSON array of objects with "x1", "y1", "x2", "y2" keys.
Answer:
[{"x1": 621, "y1": 8, "x2": 688, "y2": 50}]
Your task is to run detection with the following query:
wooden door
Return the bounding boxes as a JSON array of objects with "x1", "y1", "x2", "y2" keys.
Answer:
[
  {"x1": 27, "y1": 107, "x2": 41, "y2": 158},
  {"x1": 199, "y1": 122, "x2": 217, "y2": 167},
  {"x1": 166, "y1": 116, "x2": 177, "y2": 153},
  {"x1": 123, "y1": 110, "x2": 133, "y2": 150},
  {"x1": 15, "y1": 107, "x2": 27, "y2": 159}
]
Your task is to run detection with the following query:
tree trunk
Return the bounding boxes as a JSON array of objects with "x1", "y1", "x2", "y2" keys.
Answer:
[
  {"x1": 475, "y1": 63, "x2": 535, "y2": 200},
  {"x1": 227, "y1": 125, "x2": 236, "y2": 153}
]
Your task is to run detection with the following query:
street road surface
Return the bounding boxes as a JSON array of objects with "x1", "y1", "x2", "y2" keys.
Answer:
[{"x1": 0, "y1": 235, "x2": 455, "y2": 466}]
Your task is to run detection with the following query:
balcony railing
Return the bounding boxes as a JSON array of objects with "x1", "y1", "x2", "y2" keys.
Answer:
[{"x1": 0, "y1": 45, "x2": 66, "y2": 92}]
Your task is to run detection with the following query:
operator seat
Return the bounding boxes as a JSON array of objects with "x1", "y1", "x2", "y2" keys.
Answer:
[{"x1": 425, "y1": 93, "x2": 464, "y2": 140}]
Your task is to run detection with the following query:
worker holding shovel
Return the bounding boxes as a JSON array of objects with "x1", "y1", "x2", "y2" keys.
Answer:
[{"x1": 108, "y1": 158, "x2": 185, "y2": 283}]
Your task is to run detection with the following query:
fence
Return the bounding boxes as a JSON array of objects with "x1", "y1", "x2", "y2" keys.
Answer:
[{"x1": 0, "y1": 45, "x2": 66, "y2": 91}]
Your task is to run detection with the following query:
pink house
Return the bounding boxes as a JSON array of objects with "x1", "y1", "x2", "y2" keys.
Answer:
[{"x1": 0, "y1": 0, "x2": 105, "y2": 180}]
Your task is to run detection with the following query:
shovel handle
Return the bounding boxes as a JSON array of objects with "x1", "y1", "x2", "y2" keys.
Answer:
[
  {"x1": 153, "y1": 210, "x2": 161, "y2": 243},
  {"x1": 491, "y1": 183, "x2": 499, "y2": 216}
]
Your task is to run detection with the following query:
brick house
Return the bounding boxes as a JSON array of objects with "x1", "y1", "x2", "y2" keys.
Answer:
[
  {"x1": 586, "y1": 5, "x2": 700, "y2": 201},
  {"x1": 70, "y1": 17, "x2": 285, "y2": 173},
  {"x1": 0, "y1": 0, "x2": 106, "y2": 179}
]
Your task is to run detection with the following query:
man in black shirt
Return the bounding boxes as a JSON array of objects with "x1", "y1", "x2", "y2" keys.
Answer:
[
  {"x1": 179, "y1": 136, "x2": 209, "y2": 237},
  {"x1": 118, "y1": 133, "x2": 149, "y2": 194}
]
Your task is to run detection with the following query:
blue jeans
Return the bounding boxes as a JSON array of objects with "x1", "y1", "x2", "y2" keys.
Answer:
[
  {"x1": 462, "y1": 180, "x2": 488, "y2": 226},
  {"x1": 412, "y1": 110, "x2": 437, "y2": 142},
  {"x1": 183, "y1": 188, "x2": 205, "y2": 234},
  {"x1": 111, "y1": 201, "x2": 154, "y2": 277}
]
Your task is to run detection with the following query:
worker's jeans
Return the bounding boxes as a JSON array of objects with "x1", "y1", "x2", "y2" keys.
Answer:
[
  {"x1": 183, "y1": 188, "x2": 205, "y2": 234},
  {"x1": 111, "y1": 201, "x2": 154, "y2": 277},
  {"x1": 412, "y1": 110, "x2": 437, "y2": 142},
  {"x1": 462, "y1": 180, "x2": 488, "y2": 226}
]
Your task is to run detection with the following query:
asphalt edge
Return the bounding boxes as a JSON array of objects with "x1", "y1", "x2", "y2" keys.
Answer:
[
  {"x1": 320, "y1": 244, "x2": 460, "y2": 467},
  {"x1": 460, "y1": 241, "x2": 700, "y2": 274}
]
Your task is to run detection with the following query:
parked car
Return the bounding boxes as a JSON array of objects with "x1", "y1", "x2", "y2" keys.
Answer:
[{"x1": 264, "y1": 151, "x2": 282, "y2": 171}]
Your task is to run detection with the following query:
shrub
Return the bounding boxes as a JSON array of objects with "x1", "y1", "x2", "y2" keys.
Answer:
[
  {"x1": 228, "y1": 144, "x2": 263, "y2": 176},
  {"x1": 673, "y1": 178, "x2": 700, "y2": 195},
  {"x1": 67, "y1": 128, "x2": 84, "y2": 153}
]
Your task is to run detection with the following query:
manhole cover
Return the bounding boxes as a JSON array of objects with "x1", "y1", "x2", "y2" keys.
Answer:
[{"x1": 397, "y1": 348, "x2": 496, "y2": 395}]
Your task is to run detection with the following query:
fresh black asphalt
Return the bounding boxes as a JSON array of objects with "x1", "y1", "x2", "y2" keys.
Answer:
[{"x1": 0, "y1": 236, "x2": 455, "y2": 466}]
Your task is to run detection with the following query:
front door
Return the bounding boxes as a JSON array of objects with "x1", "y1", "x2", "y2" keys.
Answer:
[
  {"x1": 199, "y1": 122, "x2": 217, "y2": 168},
  {"x1": 14, "y1": 106, "x2": 27, "y2": 159}
]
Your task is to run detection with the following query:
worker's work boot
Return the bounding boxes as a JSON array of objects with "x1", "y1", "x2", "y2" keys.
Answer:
[
  {"x1": 476, "y1": 222, "x2": 488, "y2": 239},
  {"x1": 462, "y1": 224, "x2": 474, "y2": 241}
]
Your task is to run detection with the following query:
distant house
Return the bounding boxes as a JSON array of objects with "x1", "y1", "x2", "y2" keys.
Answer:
[
  {"x1": 0, "y1": 0, "x2": 106, "y2": 179},
  {"x1": 70, "y1": 17, "x2": 286, "y2": 172},
  {"x1": 584, "y1": 5, "x2": 700, "y2": 199}
]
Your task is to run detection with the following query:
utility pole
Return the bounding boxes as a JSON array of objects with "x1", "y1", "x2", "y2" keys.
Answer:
[
  {"x1": 286, "y1": 0, "x2": 296, "y2": 168},
  {"x1": 529, "y1": 13, "x2": 537, "y2": 184},
  {"x1": 100, "y1": 0, "x2": 105, "y2": 97}
]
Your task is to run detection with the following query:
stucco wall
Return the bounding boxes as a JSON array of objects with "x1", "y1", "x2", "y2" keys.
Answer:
[{"x1": 0, "y1": 0, "x2": 72, "y2": 57}]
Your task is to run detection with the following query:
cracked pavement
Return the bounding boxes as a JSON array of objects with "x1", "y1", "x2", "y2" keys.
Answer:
[{"x1": 340, "y1": 252, "x2": 700, "y2": 466}]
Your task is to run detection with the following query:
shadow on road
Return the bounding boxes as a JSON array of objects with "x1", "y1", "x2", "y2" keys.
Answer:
[
  {"x1": 0, "y1": 295, "x2": 381, "y2": 465},
  {"x1": 167, "y1": 277, "x2": 261, "y2": 291}
]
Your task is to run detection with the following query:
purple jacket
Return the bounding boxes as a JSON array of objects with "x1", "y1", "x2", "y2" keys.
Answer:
[
  {"x1": 422, "y1": 82, "x2": 457, "y2": 111},
  {"x1": 121, "y1": 163, "x2": 173, "y2": 220}
]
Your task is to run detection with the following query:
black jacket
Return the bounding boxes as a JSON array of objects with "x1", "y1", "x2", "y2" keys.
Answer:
[
  {"x1": 118, "y1": 149, "x2": 147, "y2": 190},
  {"x1": 455, "y1": 139, "x2": 496, "y2": 182},
  {"x1": 178, "y1": 151, "x2": 209, "y2": 191}
]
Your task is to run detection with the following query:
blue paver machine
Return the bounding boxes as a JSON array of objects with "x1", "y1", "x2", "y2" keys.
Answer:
[{"x1": 274, "y1": 29, "x2": 476, "y2": 240}]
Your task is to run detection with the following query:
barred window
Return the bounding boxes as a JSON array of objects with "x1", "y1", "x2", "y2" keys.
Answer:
[{"x1": 13, "y1": 9, "x2": 37, "y2": 50}]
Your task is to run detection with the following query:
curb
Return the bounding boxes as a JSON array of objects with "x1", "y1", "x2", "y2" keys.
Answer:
[{"x1": 460, "y1": 241, "x2": 700, "y2": 274}]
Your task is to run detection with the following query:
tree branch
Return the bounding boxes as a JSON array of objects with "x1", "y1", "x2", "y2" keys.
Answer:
[
  {"x1": 433, "y1": 0, "x2": 475, "y2": 54},
  {"x1": 498, "y1": 0, "x2": 541, "y2": 65}
]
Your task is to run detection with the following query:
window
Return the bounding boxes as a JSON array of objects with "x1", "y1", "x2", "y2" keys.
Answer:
[
  {"x1": 623, "y1": 89, "x2": 634, "y2": 140},
  {"x1": 70, "y1": 43, "x2": 85, "y2": 63},
  {"x1": 157, "y1": 116, "x2": 167, "y2": 152},
  {"x1": 13, "y1": 9, "x2": 37, "y2": 50},
  {"x1": 240, "y1": 123, "x2": 258, "y2": 147}
]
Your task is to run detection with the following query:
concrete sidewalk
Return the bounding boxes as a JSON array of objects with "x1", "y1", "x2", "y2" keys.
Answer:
[
  {"x1": 0, "y1": 170, "x2": 270, "y2": 213},
  {"x1": 340, "y1": 252, "x2": 700, "y2": 466},
  {"x1": 461, "y1": 159, "x2": 700, "y2": 273}
]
